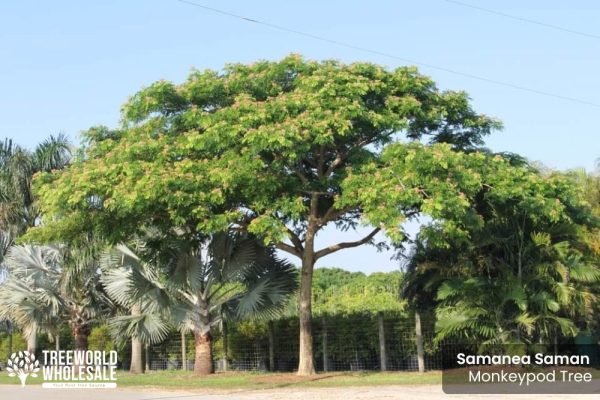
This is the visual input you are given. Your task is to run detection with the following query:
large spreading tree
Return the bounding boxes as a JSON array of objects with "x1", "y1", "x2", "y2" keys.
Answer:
[{"x1": 32, "y1": 55, "x2": 532, "y2": 375}]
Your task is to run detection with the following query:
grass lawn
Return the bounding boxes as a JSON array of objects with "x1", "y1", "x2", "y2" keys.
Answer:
[{"x1": 0, "y1": 370, "x2": 442, "y2": 389}]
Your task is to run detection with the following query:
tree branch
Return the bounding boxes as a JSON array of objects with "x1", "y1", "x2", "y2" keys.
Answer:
[
  {"x1": 319, "y1": 204, "x2": 355, "y2": 225},
  {"x1": 317, "y1": 146, "x2": 325, "y2": 178},
  {"x1": 275, "y1": 241, "x2": 302, "y2": 258},
  {"x1": 324, "y1": 152, "x2": 345, "y2": 177},
  {"x1": 286, "y1": 227, "x2": 304, "y2": 251},
  {"x1": 314, "y1": 227, "x2": 381, "y2": 259},
  {"x1": 293, "y1": 166, "x2": 309, "y2": 185}
]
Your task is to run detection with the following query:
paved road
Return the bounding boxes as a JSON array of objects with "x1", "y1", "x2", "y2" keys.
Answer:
[{"x1": 1, "y1": 385, "x2": 600, "y2": 399}]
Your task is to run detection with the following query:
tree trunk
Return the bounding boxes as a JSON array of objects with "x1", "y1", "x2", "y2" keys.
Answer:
[
  {"x1": 415, "y1": 311, "x2": 425, "y2": 373},
  {"x1": 55, "y1": 333, "x2": 60, "y2": 351},
  {"x1": 129, "y1": 305, "x2": 143, "y2": 373},
  {"x1": 296, "y1": 196, "x2": 319, "y2": 376},
  {"x1": 130, "y1": 337, "x2": 143, "y2": 374},
  {"x1": 181, "y1": 331, "x2": 187, "y2": 371},
  {"x1": 194, "y1": 330, "x2": 213, "y2": 375},
  {"x1": 26, "y1": 324, "x2": 37, "y2": 354},
  {"x1": 297, "y1": 239, "x2": 316, "y2": 375},
  {"x1": 69, "y1": 321, "x2": 89, "y2": 370},
  {"x1": 268, "y1": 321, "x2": 275, "y2": 372},
  {"x1": 73, "y1": 327, "x2": 90, "y2": 351},
  {"x1": 7, "y1": 331, "x2": 13, "y2": 359},
  {"x1": 145, "y1": 344, "x2": 150, "y2": 372},
  {"x1": 378, "y1": 311, "x2": 387, "y2": 371}
]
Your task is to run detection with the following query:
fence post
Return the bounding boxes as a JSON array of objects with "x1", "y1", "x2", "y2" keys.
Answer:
[
  {"x1": 222, "y1": 320, "x2": 229, "y2": 372},
  {"x1": 378, "y1": 311, "x2": 387, "y2": 371},
  {"x1": 322, "y1": 317, "x2": 328, "y2": 372},
  {"x1": 181, "y1": 331, "x2": 187, "y2": 371},
  {"x1": 268, "y1": 321, "x2": 275, "y2": 371},
  {"x1": 415, "y1": 311, "x2": 425, "y2": 372}
]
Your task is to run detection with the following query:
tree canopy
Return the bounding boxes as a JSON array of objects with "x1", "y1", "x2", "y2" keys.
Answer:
[
  {"x1": 31, "y1": 55, "x2": 501, "y2": 243},
  {"x1": 29, "y1": 55, "x2": 567, "y2": 375}
]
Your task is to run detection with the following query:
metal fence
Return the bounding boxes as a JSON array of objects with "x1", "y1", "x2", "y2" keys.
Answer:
[{"x1": 141, "y1": 312, "x2": 446, "y2": 372}]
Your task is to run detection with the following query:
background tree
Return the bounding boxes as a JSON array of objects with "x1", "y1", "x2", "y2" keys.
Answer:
[
  {"x1": 0, "y1": 135, "x2": 70, "y2": 353},
  {"x1": 0, "y1": 135, "x2": 70, "y2": 236},
  {"x1": 312, "y1": 268, "x2": 405, "y2": 315},
  {"x1": 0, "y1": 242, "x2": 112, "y2": 352},
  {"x1": 403, "y1": 167, "x2": 600, "y2": 344}
]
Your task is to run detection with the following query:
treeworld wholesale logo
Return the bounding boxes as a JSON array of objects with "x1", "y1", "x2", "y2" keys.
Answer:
[
  {"x1": 6, "y1": 350, "x2": 118, "y2": 389},
  {"x1": 6, "y1": 351, "x2": 40, "y2": 387}
]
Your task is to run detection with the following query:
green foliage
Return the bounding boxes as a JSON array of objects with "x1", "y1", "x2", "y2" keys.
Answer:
[
  {"x1": 27, "y1": 55, "x2": 506, "y2": 373},
  {"x1": 0, "y1": 243, "x2": 112, "y2": 347},
  {"x1": 403, "y1": 165, "x2": 600, "y2": 345},
  {"x1": 0, "y1": 331, "x2": 26, "y2": 357},
  {"x1": 312, "y1": 268, "x2": 405, "y2": 315},
  {"x1": 88, "y1": 325, "x2": 114, "y2": 352},
  {"x1": 30, "y1": 55, "x2": 501, "y2": 253},
  {"x1": 100, "y1": 232, "x2": 298, "y2": 346},
  {"x1": 0, "y1": 135, "x2": 70, "y2": 236}
]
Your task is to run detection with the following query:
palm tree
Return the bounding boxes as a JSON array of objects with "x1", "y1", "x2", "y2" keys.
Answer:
[
  {"x1": 0, "y1": 245, "x2": 62, "y2": 352},
  {"x1": 0, "y1": 242, "x2": 113, "y2": 353},
  {"x1": 0, "y1": 135, "x2": 71, "y2": 350},
  {"x1": 404, "y1": 220, "x2": 600, "y2": 345},
  {"x1": 0, "y1": 135, "x2": 70, "y2": 234},
  {"x1": 101, "y1": 232, "x2": 298, "y2": 375}
]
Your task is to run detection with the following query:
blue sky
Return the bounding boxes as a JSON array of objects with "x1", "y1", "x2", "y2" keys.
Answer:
[{"x1": 1, "y1": 1, "x2": 598, "y2": 272}]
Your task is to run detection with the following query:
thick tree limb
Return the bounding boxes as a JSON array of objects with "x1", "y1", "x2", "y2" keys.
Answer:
[
  {"x1": 314, "y1": 227, "x2": 381, "y2": 259},
  {"x1": 324, "y1": 153, "x2": 345, "y2": 177},
  {"x1": 294, "y1": 166, "x2": 309, "y2": 185},
  {"x1": 286, "y1": 227, "x2": 305, "y2": 252},
  {"x1": 275, "y1": 241, "x2": 302, "y2": 258},
  {"x1": 319, "y1": 204, "x2": 355, "y2": 226},
  {"x1": 317, "y1": 146, "x2": 325, "y2": 178}
]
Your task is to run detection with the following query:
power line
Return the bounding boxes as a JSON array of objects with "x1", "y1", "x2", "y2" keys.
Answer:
[
  {"x1": 174, "y1": 0, "x2": 600, "y2": 109},
  {"x1": 443, "y1": 0, "x2": 600, "y2": 40}
]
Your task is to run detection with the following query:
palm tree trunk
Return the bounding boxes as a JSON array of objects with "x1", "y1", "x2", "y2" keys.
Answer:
[
  {"x1": 130, "y1": 337, "x2": 143, "y2": 374},
  {"x1": 194, "y1": 330, "x2": 213, "y2": 376},
  {"x1": 26, "y1": 325, "x2": 37, "y2": 354},
  {"x1": 130, "y1": 305, "x2": 143, "y2": 374},
  {"x1": 415, "y1": 311, "x2": 425, "y2": 373},
  {"x1": 7, "y1": 331, "x2": 13, "y2": 358},
  {"x1": 75, "y1": 331, "x2": 89, "y2": 351},
  {"x1": 71, "y1": 323, "x2": 90, "y2": 351},
  {"x1": 145, "y1": 344, "x2": 150, "y2": 372}
]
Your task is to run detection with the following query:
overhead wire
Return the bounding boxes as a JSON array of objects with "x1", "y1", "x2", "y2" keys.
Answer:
[
  {"x1": 174, "y1": 0, "x2": 600, "y2": 108},
  {"x1": 442, "y1": 0, "x2": 600, "y2": 40}
]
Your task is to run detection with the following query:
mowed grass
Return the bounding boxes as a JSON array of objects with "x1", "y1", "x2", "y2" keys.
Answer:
[{"x1": 0, "y1": 370, "x2": 442, "y2": 389}]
